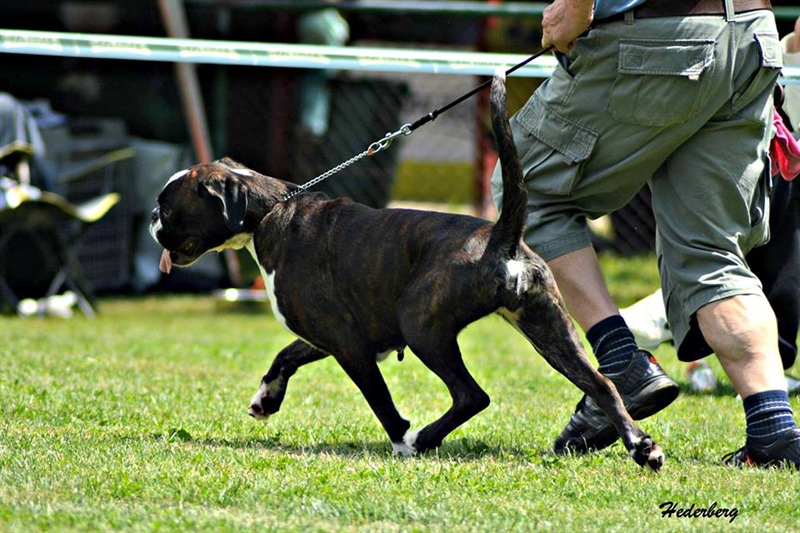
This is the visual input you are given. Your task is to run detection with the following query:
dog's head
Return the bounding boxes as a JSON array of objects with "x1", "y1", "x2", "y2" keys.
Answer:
[{"x1": 150, "y1": 157, "x2": 260, "y2": 273}]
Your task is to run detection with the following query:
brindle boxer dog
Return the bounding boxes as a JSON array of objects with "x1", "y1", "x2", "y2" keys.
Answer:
[{"x1": 150, "y1": 73, "x2": 664, "y2": 471}]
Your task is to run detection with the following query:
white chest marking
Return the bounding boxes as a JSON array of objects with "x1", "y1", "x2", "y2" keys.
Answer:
[
  {"x1": 265, "y1": 270, "x2": 289, "y2": 331},
  {"x1": 245, "y1": 241, "x2": 318, "y2": 348},
  {"x1": 245, "y1": 242, "x2": 284, "y2": 326}
]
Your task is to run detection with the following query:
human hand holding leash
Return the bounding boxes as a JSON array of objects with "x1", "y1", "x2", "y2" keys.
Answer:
[{"x1": 541, "y1": 0, "x2": 594, "y2": 52}]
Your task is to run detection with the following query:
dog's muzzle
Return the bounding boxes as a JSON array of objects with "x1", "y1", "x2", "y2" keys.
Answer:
[{"x1": 149, "y1": 208, "x2": 175, "y2": 274}]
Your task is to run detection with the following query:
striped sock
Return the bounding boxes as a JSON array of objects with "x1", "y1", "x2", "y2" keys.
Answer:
[
  {"x1": 586, "y1": 315, "x2": 639, "y2": 375},
  {"x1": 743, "y1": 390, "x2": 797, "y2": 446}
]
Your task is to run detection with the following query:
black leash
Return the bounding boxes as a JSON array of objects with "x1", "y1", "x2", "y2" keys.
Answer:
[
  {"x1": 283, "y1": 45, "x2": 554, "y2": 201},
  {"x1": 408, "y1": 45, "x2": 554, "y2": 133}
]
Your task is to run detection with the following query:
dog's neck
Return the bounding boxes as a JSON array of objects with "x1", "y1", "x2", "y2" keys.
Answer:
[{"x1": 237, "y1": 174, "x2": 297, "y2": 232}]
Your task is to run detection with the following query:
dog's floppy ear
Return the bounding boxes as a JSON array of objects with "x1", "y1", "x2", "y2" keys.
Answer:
[{"x1": 202, "y1": 175, "x2": 248, "y2": 232}]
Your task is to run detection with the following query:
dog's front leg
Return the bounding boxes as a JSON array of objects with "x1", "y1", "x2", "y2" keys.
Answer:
[{"x1": 249, "y1": 340, "x2": 328, "y2": 420}]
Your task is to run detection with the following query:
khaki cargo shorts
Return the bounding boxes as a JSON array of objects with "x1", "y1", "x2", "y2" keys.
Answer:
[{"x1": 491, "y1": 11, "x2": 782, "y2": 360}]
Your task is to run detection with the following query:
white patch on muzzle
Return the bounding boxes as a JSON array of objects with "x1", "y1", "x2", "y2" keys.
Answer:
[{"x1": 149, "y1": 217, "x2": 162, "y2": 243}]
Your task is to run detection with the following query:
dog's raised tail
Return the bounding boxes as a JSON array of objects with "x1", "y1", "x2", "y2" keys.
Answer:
[{"x1": 489, "y1": 70, "x2": 526, "y2": 259}]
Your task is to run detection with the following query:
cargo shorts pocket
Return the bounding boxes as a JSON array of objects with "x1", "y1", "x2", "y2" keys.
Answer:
[
  {"x1": 731, "y1": 32, "x2": 783, "y2": 115},
  {"x1": 607, "y1": 39, "x2": 714, "y2": 127},
  {"x1": 515, "y1": 93, "x2": 598, "y2": 195}
]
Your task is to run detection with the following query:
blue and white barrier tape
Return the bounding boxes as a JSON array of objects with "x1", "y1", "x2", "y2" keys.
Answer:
[{"x1": 1, "y1": 29, "x2": 798, "y2": 83}]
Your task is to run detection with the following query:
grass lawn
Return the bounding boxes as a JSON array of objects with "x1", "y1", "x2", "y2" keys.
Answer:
[{"x1": 1, "y1": 253, "x2": 798, "y2": 532}]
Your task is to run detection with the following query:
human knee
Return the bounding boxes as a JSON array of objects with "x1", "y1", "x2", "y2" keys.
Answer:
[{"x1": 697, "y1": 294, "x2": 778, "y2": 358}]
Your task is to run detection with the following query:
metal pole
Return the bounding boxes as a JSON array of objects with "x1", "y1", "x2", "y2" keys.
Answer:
[
  {"x1": 157, "y1": 0, "x2": 213, "y2": 164},
  {"x1": 157, "y1": 0, "x2": 242, "y2": 286}
]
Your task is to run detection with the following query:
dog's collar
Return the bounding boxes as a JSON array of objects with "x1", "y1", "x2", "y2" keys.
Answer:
[{"x1": 211, "y1": 233, "x2": 254, "y2": 252}]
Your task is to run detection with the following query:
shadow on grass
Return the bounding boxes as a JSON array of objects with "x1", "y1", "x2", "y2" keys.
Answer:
[
  {"x1": 202, "y1": 435, "x2": 534, "y2": 460},
  {"x1": 144, "y1": 430, "x2": 572, "y2": 465}
]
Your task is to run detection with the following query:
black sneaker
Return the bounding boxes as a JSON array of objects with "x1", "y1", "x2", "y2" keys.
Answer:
[
  {"x1": 722, "y1": 427, "x2": 800, "y2": 470},
  {"x1": 554, "y1": 351, "x2": 679, "y2": 454}
]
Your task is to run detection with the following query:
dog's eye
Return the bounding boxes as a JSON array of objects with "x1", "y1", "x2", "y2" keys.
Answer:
[
  {"x1": 161, "y1": 207, "x2": 173, "y2": 219},
  {"x1": 181, "y1": 238, "x2": 201, "y2": 255}
]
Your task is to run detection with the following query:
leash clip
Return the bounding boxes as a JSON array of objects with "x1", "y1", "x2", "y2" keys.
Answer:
[{"x1": 368, "y1": 124, "x2": 412, "y2": 156}]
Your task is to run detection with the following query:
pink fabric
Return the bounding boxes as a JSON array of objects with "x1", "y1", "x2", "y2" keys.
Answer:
[{"x1": 771, "y1": 109, "x2": 800, "y2": 181}]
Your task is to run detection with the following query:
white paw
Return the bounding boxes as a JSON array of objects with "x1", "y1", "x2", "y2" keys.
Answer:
[
  {"x1": 392, "y1": 429, "x2": 420, "y2": 456},
  {"x1": 392, "y1": 441, "x2": 415, "y2": 456},
  {"x1": 629, "y1": 437, "x2": 665, "y2": 472},
  {"x1": 647, "y1": 446, "x2": 665, "y2": 471},
  {"x1": 248, "y1": 407, "x2": 271, "y2": 421},
  {"x1": 248, "y1": 385, "x2": 271, "y2": 421}
]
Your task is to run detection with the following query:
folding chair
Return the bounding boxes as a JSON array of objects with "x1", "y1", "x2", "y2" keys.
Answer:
[{"x1": 0, "y1": 179, "x2": 119, "y2": 317}]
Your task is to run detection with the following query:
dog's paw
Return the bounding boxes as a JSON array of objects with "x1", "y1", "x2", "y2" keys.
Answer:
[
  {"x1": 248, "y1": 405, "x2": 272, "y2": 421},
  {"x1": 392, "y1": 441, "x2": 416, "y2": 456},
  {"x1": 630, "y1": 437, "x2": 665, "y2": 472},
  {"x1": 392, "y1": 429, "x2": 420, "y2": 456},
  {"x1": 248, "y1": 385, "x2": 274, "y2": 421},
  {"x1": 646, "y1": 443, "x2": 665, "y2": 472}
]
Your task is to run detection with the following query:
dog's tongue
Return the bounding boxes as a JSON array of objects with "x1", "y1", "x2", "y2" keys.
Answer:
[{"x1": 159, "y1": 249, "x2": 173, "y2": 274}]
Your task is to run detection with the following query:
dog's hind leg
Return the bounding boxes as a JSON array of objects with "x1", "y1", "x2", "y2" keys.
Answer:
[
  {"x1": 333, "y1": 353, "x2": 412, "y2": 454},
  {"x1": 249, "y1": 340, "x2": 328, "y2": 420},
  {"x1": 399, "y1": 333, "x2": 491, "y2": 454},
  {"x1": 502, "y1": 295, "x2": 664, "y2": 471}
]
